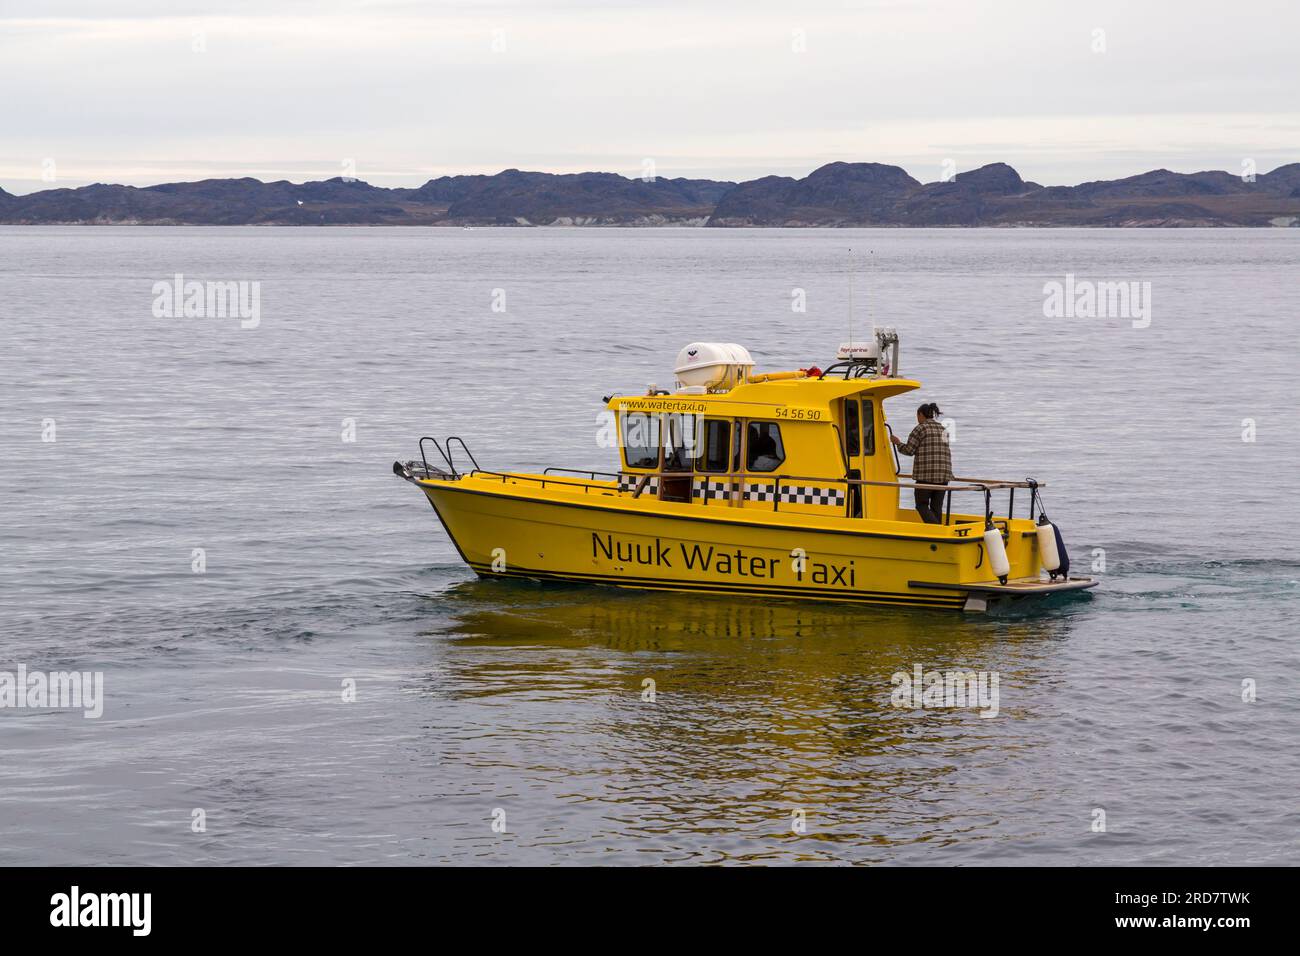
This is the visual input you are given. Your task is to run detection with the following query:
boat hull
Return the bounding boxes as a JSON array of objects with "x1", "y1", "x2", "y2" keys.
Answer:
[{"x1": 415, "y1": 479, "x2": 1094, "y2": 611}]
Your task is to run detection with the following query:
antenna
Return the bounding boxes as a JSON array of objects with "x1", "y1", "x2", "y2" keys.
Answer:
[
  {"x1": 847, "y1": 246, "x2": 854, "y2": 349},
  {"x1": 847, "y1": 248, "x2": 875, "y2": 348},
  {"x1": 865, "y1": 248, "x2": 873, "y2": 332}
]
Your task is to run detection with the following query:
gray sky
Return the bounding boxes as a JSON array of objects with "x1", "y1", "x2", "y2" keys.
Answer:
[{"x1": 3, "y1": 0, "x2": 1297, "y2": 194}]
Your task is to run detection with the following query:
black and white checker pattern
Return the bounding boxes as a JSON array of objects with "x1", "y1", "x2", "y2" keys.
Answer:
[
  {"x1": 691, "y1": 478, "x2": 732, "y2": 500},
  {"x1": 621, "y1": 474, "x2": 844, "y2": 507},
  {"x1": 617, "y1": 473, "x2": 660, "y2": 495},
  {"x1": 778, "y1": 484, "x2": 846, "y2": 506},
  {"x1": 746, "y1": 482, "x2": 844, "y2": 506}
]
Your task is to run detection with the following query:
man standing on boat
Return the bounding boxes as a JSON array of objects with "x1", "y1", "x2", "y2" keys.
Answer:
[{"x1": 892, "y1": 403, "x2": 952, "y2": 524}]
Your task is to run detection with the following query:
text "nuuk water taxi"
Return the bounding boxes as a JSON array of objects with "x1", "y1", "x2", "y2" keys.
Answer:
[{"x1": 394, "y1": 330, "x2": 1097, "y2": 612}]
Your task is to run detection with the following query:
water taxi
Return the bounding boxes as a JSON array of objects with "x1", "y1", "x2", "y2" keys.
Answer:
[{"x1": 394, "y1": 330, "x2": 1097, "y2": 612}]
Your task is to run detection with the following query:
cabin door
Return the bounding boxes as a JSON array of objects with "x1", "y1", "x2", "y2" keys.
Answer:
[
  {"x1": 841, "y1": 397, "x2": 876, "y2": 518},
  {"x1": 729, "y1": 417, "x2": 745, "y2": 506},
  {"x1": 694, "y1": 417, "x2": 733, "y2": 507},
  {"x1": 661, "y1": 413, "x2": 695, "y2": 502}
]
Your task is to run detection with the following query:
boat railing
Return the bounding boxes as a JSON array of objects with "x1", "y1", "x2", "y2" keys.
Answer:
[
  {"x1": 417, "y1": 436, "x2": 483, "y2": 478},
  {"x1": 899, "y1": 473, "x2": 1045, "y2": 525},
  {"x1": 446, "y1": 437, "x2": 481, "y2": 475},
  {"x1": 448, "y1": 465, "x2": 1044, "y2": 526},
  {"x1": 543, "y1": 467, "x2": 623, "y2": 482},
  {"x1": 466, "y1": 469, "x2": 621, "y2": 495},
  {"x1": 679, "y1": 472, "x2": 1041, "y2": 526},
  {"x1": 418, "y1": 437, "x2": 455, "y2": 477}
]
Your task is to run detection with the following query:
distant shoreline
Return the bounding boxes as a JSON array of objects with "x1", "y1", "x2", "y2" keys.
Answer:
[
  {"x1": 6, "y1": 221, "x2": 1299, "y2": 229},
  {"x1": 3, "y1": 161, "x2": 1298, "y2": 227}
]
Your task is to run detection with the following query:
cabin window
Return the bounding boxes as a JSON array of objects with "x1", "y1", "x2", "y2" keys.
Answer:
[
  {"x1": 622, "y1": 412, "x2": 660, "y2": 469},
  {"x1": 699, "y1": 419, "x2": 730, "y2": 473},
  {"x1": 861, "y1": 399, "x2": 875, "y2": 455},
  {"x1": 844, "y1": 399, "x2": 860, "y2": 456},
  {"x1": 746, "y1": 421, "x2": 785, "y2": 472},
  {"x1": 663, "y1": 413, "x2": 698, "y2": 472}
]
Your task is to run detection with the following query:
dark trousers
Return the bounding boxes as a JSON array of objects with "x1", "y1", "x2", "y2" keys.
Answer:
[{"x1": 913, "y1": 485, "x2": 947, "y2": 524}]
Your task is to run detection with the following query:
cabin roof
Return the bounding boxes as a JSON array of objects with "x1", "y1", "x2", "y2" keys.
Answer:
[{"x1": 608, "y1": 376, "x2": 920, "y2": 419}]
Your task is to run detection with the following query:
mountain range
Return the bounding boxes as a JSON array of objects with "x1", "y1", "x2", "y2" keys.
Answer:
[{"x1": 3, "y1": 161, "x2": 1298, "y2": 227}]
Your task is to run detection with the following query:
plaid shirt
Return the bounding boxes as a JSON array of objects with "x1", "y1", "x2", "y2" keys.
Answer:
[{"x1": 898, "y1": 419, "x2": 952, "y2": 483}]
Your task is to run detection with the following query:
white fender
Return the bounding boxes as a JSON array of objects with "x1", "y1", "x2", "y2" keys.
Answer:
[
  {"x1": 1036, "y1": 521, "x2": 1061, "y2": 572},
  {"x1": 983, "y1": 526, "x2": 1010, "y2": 581}
]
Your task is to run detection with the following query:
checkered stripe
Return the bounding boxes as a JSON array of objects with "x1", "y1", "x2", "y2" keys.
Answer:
[
  {"x1": 621, "y1": 475, "x2": 843, "y2": 507},
  {"x1": 779, "y1": 484, "x2": 845, "y2": 506},
  {"x1": 618, "y1": 473, "x2": 660, "y2": 494},
  {"x1": 691, "y1": 478, "x2": 732, "y2": 500},
  {"x1": 745, "y1": 482, "x2": 844, "y2": 505}
]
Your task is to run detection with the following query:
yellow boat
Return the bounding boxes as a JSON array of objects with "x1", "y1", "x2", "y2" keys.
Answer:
[{"x1": 394, "y1": 330, "x2": 1097, "y2": 612}]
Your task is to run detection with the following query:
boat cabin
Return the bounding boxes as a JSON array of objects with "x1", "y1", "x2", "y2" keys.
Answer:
[{"x1": 606, "y1": 335, "x2": 926, "y2": 522}]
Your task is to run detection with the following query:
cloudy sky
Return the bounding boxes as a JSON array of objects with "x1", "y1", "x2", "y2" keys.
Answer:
[{"x1": 3, "y1": 0, "x2": 1297, "y2": 194}]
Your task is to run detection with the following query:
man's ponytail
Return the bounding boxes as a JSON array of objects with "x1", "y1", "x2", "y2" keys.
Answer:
[{"x1": 918, "y1": 402, "x2": 941, "y2": 419}]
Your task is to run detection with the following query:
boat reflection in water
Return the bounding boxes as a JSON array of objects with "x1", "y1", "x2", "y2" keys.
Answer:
[{"x1": 416, "y1": 576, "x2": 1085, "y2": 863}]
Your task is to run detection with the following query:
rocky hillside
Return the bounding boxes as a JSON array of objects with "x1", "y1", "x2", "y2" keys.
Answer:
[
  {"x1": 707, "y1": 162, "x2": 1300, "y2": 227},
  {"x1": 0, "y1": 171, "x2": 735, "y2": 226},
  {"x1": 3, "y1": 162, "x2": 1298, "y2": 226}
]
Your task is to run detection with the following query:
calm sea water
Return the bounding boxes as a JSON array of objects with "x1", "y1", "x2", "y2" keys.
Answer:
[{"x1": 1, "y1": 226, "x2": 1297, "y2": 865}]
